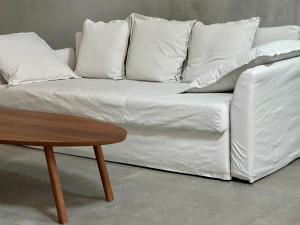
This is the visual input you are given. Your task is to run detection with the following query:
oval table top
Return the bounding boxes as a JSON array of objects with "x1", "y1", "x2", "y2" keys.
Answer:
[{"x1": 0, "y1": 107, "x2": 127, "y2": 146}]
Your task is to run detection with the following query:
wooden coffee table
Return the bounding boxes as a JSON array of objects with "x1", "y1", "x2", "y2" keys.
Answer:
[{"x1": 0, "y1": 107, "x2": 127, "y2": 224}]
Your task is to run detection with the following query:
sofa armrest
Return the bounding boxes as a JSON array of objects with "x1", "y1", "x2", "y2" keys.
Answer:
[
  {"x1": 54, "y1": 48, "x2": 76, "y2": 70},
  {"x1": 231, "y1": 57, "x2": 300, "y2": 183}
]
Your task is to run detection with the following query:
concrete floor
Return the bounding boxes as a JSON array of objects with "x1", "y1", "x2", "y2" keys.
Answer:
[{"x1": 0, "y1": 145, "x2": 299, "y2": 225}]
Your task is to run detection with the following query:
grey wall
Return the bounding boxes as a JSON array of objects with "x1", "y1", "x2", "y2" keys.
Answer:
[{"x1": 0, "y1": 0, "x2": 299, "y2": 49}]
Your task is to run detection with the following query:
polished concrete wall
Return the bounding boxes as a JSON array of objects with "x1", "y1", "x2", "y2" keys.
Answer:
[{"x1": 0, "y1": 0, "x2": 299, "y2": 48}]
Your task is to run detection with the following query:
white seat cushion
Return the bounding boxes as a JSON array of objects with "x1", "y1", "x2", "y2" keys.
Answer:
[
  {"x1": 0, "y1": 79, "x2": 186, "y2": 126},
  {"x1": 0, "y1": 79, "x2": 231, "y2": 133}
]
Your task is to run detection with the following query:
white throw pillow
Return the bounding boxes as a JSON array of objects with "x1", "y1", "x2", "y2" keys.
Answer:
[
  {"x1": 126, "y1": 14, "x2": 196, "y2": 82},
  {"x1": 183, "y1": 40, "x2": 300, "y2": 93},
  {"x1": 75, "y1": 19, "x2": 130, "y2": 80},
  {"x1": 254, "y1": 26, "x2": 300, "y2": 47},
  {"x1": 0, "y1": 48, "x2": 76, "y2": 85},
  {"x1": 182, "y1": 18, "x2": 260, "y2": 83},
  {"x1": 0, "y1": 32, "x2": 79, "y2": 86}
]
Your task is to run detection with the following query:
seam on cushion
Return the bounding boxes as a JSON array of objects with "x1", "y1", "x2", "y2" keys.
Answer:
[
  {"x1": 179, "y1": 21, "x2": 197, "y2": 81},
  {"x1": 123, "y1": 94, "x2": 130, "y2": 125},
  {"x1": 216, "y1": 105, "x2": 228, "y2": 133}
]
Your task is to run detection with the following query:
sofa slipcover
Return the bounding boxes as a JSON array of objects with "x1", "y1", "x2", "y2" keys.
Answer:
[
  {"x1": 0, "y1": 79, "x2": 232, "y2": 180},
  {"x1": 1, "y1": 40, "x2": 299, "y2": 182},
  {"x1": 56, "y1": 127, "x2": 231, "y2": 180},
  {"x1": 231, "y1": 56, "x2": 300, "y2": 182}
]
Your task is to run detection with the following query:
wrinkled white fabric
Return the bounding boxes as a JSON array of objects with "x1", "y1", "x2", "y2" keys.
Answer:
[
  {"x1": 0, "y1": 78, "x2": 232, "y2": 180},
  {"x1": 185, "y1": 40, "x2": 300, "y2": 92},
  {"x1": 0, "y1": 79, "x2": 230, "y2": 132},
  {"x1": 48, "y1": 127, "x2": 232, "y2": 181},
  {"x1": 254, "y1": 25, "x2": 300, "y2": 47},
  {"x1": 125, "y1": 93, "x2": 231, "y2": 132},
  {"x1": 231, "y1": 57, "x2": 300, "y2": 182}
]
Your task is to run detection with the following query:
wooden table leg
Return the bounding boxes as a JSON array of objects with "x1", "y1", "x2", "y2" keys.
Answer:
[
  {"x1": 44, "y1": 146, "x2": 68, "y2": 224},
  {"x1": 93, "y1": 145, "x2": 114, "y2": 202}
]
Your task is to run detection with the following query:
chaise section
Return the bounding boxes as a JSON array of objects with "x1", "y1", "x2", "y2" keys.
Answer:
[
  {"x1": 0, "y1": 79, "x2": 231, "y2": 133},
  {"x1": 0, "y1": 79, "x2": 189, "y2": 124},
  {"x1": 231, "y1": 57, "x2": 300, "y2": 183},
  {"x1": 0, "y1": 79, "x2": 232, "y2": 180}
]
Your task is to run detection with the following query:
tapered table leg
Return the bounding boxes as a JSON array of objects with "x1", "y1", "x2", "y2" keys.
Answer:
[
  {"x1": 93, "y1": 145, "x2": 114, "y2": 202},
  {"x1": 44, "y1": 146, "x2": 68, "y2": 224}
]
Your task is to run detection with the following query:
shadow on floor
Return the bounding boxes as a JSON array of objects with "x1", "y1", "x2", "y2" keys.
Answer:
[{"x1": 0, "y1": 157, "x2": 107, "y2": 222}]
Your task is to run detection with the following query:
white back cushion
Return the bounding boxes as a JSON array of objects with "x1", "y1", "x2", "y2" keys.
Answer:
[
  {"x1": 74, "y1": 14, "x2": 166, "y2": 58},
  {"x1": 75, "y1": 19, "x2": 130, "y2": 80},
  {"x1": 126, "y1": 14, "x2": 195, "y2": 82},
  {"x1": 0, "y1": 32, "x2": 78, "y2": 86},
  {"x1": 182, "y1": 18, "x2": 260, "y2": 83},
  {"x1": 254, "y1": 25, "x2": 300, "y2": 47}
]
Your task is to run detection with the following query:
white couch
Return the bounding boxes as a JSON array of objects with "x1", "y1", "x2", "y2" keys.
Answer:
[{"x1": 0, "y1": 27, "x2": 299, "y2": 183}]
